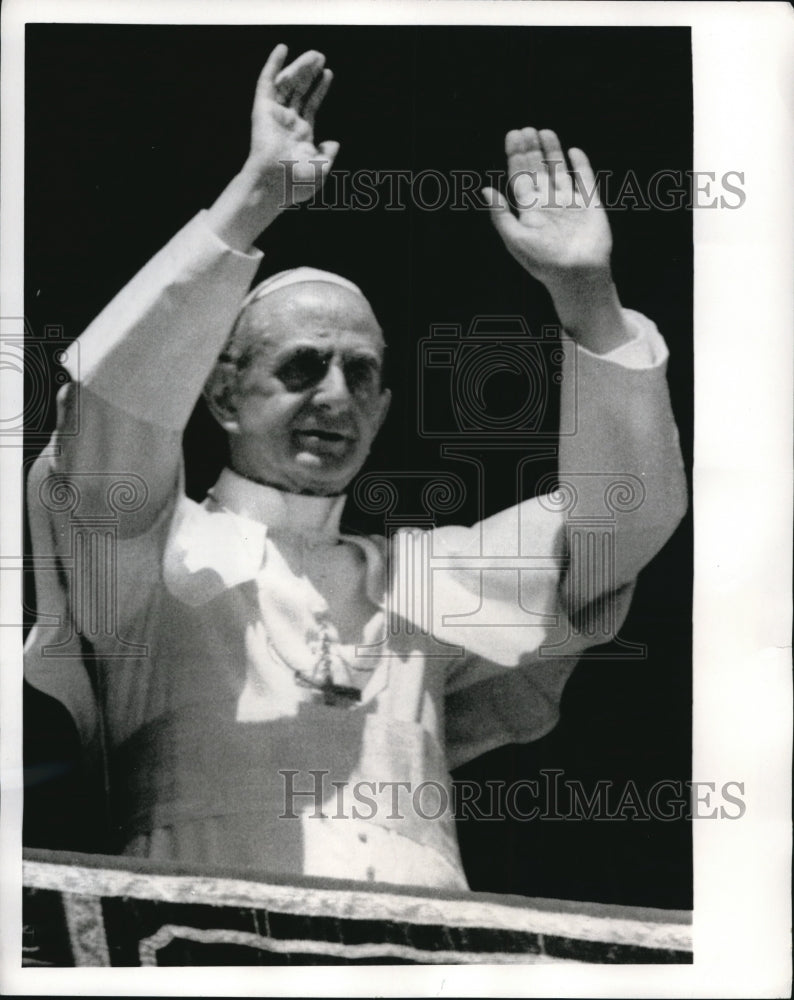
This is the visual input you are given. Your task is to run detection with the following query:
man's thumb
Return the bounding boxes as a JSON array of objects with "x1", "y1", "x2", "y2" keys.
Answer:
[
  {"x1": 482, "y1": 187, "x2": 521, "y2": 244},
  {"x1": 316, "y1": 140, "x2": 340, "y2": 184}
]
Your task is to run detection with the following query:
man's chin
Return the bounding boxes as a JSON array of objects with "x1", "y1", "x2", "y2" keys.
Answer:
[{"x1": 291, "y1": 451, "x2": 358, "y2": 494}]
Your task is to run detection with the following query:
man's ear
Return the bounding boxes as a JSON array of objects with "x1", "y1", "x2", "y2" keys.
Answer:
[
  {"x1": 203, "y1": 361, "x2": 240, "y2": 434},
  {"x1": 375, "y1": 388, "x2": 391, "y2": 434}
]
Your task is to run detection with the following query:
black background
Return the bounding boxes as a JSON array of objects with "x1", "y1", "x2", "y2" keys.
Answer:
[{"x1": 24, "y1": 23, "x2": 693, "y2": 908}]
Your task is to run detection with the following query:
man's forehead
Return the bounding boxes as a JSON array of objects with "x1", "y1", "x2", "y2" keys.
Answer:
[{"x1": 243, "y1": 281, "x2": 385, "y2": 350}]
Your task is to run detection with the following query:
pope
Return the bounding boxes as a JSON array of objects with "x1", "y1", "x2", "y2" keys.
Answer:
[{"x1": 25, "y1": 46, "x2": 687, "y2": 889}]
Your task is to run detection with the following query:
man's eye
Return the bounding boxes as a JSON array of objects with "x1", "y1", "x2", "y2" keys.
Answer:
[
  {"x1": 344, "y1": 358, "x2": 379, "y2": 395},
  {"x1": 276, "y1": 350, "x2": 330, "y2": 391}
]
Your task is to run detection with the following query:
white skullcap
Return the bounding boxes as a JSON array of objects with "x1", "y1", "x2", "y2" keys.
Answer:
[{"x1": 238, "y1": 267, "x2": 367, "y2": 312}]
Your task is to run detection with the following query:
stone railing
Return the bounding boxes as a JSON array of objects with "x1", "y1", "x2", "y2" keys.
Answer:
[{"x1": 22, "y1": 849, "x2": 692, "y2": 966}]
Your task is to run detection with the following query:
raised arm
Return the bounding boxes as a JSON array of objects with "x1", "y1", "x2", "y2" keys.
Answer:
[
  {"x1": 50, "y1": 45, "x2": 338, "y2": 537},
  {"x1": 440, "y1": 132, "x2": 687, "y2": 765},
  {"x1": 483, "y1": 129, "x2": 687, "y2": 604}
]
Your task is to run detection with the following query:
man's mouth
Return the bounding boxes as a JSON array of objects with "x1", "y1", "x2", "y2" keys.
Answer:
[{"x1": 293, "y1": 428, "x2": 355, "y2": 459}]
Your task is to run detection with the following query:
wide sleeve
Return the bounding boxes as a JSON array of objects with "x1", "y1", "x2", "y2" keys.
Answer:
[
  {"x1": 390, "y1": 309, "x2": 687, "y2": 670},
  {"x1": 556, "y1": 309, "x2": 688, "y2": 598},
  {"x1": 443, "y1": 584, "x2": 636, "y2": 769},
  {"x1": 54, "y1": 211, "x2": 263, "y2": 539},
  {"x1": 24, "y1": 212, "x2": 263, "y2": 747},
  {"x1": 434, "y1": 310, "x2": 687, "y2": 766},
  {"x1": 63, "y1": 210, "x2": 263, "y2": 431}
]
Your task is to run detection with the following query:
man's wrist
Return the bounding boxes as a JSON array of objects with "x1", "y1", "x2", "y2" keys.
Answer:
[
  {"x1": 205, "y1": 164, "x2": 285, "y2": 253},
  {"x1": 545, "y1": 269, "x2": 633, "y2": 355}
]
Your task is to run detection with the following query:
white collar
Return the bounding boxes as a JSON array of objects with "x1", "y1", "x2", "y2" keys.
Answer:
[
  {"x1": 164, "y1": 468, "x2": 387, "y2": 610},
  {"x1": 207, "y1": 468, "x2": 347, "y2": 543}
]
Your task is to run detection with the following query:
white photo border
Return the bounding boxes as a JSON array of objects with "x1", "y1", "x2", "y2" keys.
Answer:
[{"x1": 1, "y1": 1, "x2": 791, "y2": 996}]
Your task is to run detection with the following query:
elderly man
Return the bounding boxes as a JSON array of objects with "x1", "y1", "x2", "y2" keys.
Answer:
[{"x1": 25, "y1": 46, "x2": 687, "y2": 889}]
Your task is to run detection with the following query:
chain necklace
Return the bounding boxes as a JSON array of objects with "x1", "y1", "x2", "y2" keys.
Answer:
[
  {"x1": 267, "y1": 622, "x2": 362, "y2": 708},
  {"x1": 206, "y1": 486, "x2": 371, "y2": 708}
]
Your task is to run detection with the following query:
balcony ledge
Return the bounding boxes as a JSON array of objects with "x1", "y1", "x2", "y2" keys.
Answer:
[{"x1": 23, "y1": 848, "x2": 692, "y2": 966}]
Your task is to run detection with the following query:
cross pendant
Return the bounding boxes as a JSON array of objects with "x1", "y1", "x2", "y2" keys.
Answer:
[{"x1": 321, "y1": 677, "x2": 361, "y2": 707}]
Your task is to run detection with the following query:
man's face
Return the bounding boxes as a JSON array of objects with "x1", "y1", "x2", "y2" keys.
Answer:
[{"x1": 221, "y1": 282, "x2": 391, "y2": 496}]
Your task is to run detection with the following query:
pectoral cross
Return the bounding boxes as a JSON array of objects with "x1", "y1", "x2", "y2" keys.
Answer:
[
  {"x1": 297, "y1": 626, "x2": 361, "y2": 707},
  {"x1": 319, "y1": 676, "x2": 361, "y2": 707}
]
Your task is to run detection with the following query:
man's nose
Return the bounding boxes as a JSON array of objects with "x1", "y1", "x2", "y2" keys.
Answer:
[{"x1": 312, "y1": 360, "x2": 351, "y2": 409}]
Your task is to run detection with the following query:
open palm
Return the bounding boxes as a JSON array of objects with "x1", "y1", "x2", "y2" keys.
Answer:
[
  {"x1": 248, "y1": 45, "x2": 339, "y2": 206},
  {"x1": 484, "y1": 128, "x2": 612, "y2": 288}
]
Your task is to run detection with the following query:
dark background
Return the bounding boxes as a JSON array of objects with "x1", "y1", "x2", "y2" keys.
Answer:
[{"x1": 24, "y1": 24, "x2": 693, "y2": 909}]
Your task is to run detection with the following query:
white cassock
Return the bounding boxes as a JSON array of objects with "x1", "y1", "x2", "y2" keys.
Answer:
[{"x1": 25, "y1": 213, "x2": 687, "y2": 889}]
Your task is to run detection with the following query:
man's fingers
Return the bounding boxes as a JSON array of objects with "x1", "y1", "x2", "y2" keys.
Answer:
[
  {"x1": 539, "y1": 129, "x2": 571, "y2": 195},
  {"x1": 303, "y1": 68, "x2": 333, "y2": 125},
  {"x1": 276, "y1": 50, "x2": 326, "y2": 109},
  {"x1": 538, "y1": 129, "x2": 566, "y2": 169},
  {"x1": 568, "y1": 147, "x2": 599, "y2": 201},
  {"x1": 256, "y1": 43, "x2": 289, "y2": 101},
  {"x1": 510, "y1": 170, "x2": 540, "y2": 211},
  {"x1": 519, "y1": 127, "x2": 543, "y2": 172},
  {"x1": 505, "y1": 130, "x2": 524, "y2": 157},
  {"x1": 505, "y1": 127, "x2": 546, "y2": 202}
]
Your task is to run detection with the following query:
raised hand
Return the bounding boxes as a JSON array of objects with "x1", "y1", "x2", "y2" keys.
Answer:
[
  {"x1": 483, "y1": 128, "x2": 612, "y2": 291},
  {"x1": 207, "y1": 45, "x2": 339, "y2": 250},
  {"x1": 248, "y1": 44, "x2": 339, "y2": 205},
  {"x1": 483, "y1": 129, "x2": 629, "y2": 353}
]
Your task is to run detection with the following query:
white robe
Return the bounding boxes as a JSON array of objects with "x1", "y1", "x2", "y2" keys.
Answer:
[{"x1": 24, "y1": 212, "x2": 688, "y2": 888}]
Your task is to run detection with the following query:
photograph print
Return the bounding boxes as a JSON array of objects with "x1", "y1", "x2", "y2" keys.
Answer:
[{"x1": 17, "y1": 17, "x2": 699, "y2": 969}]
